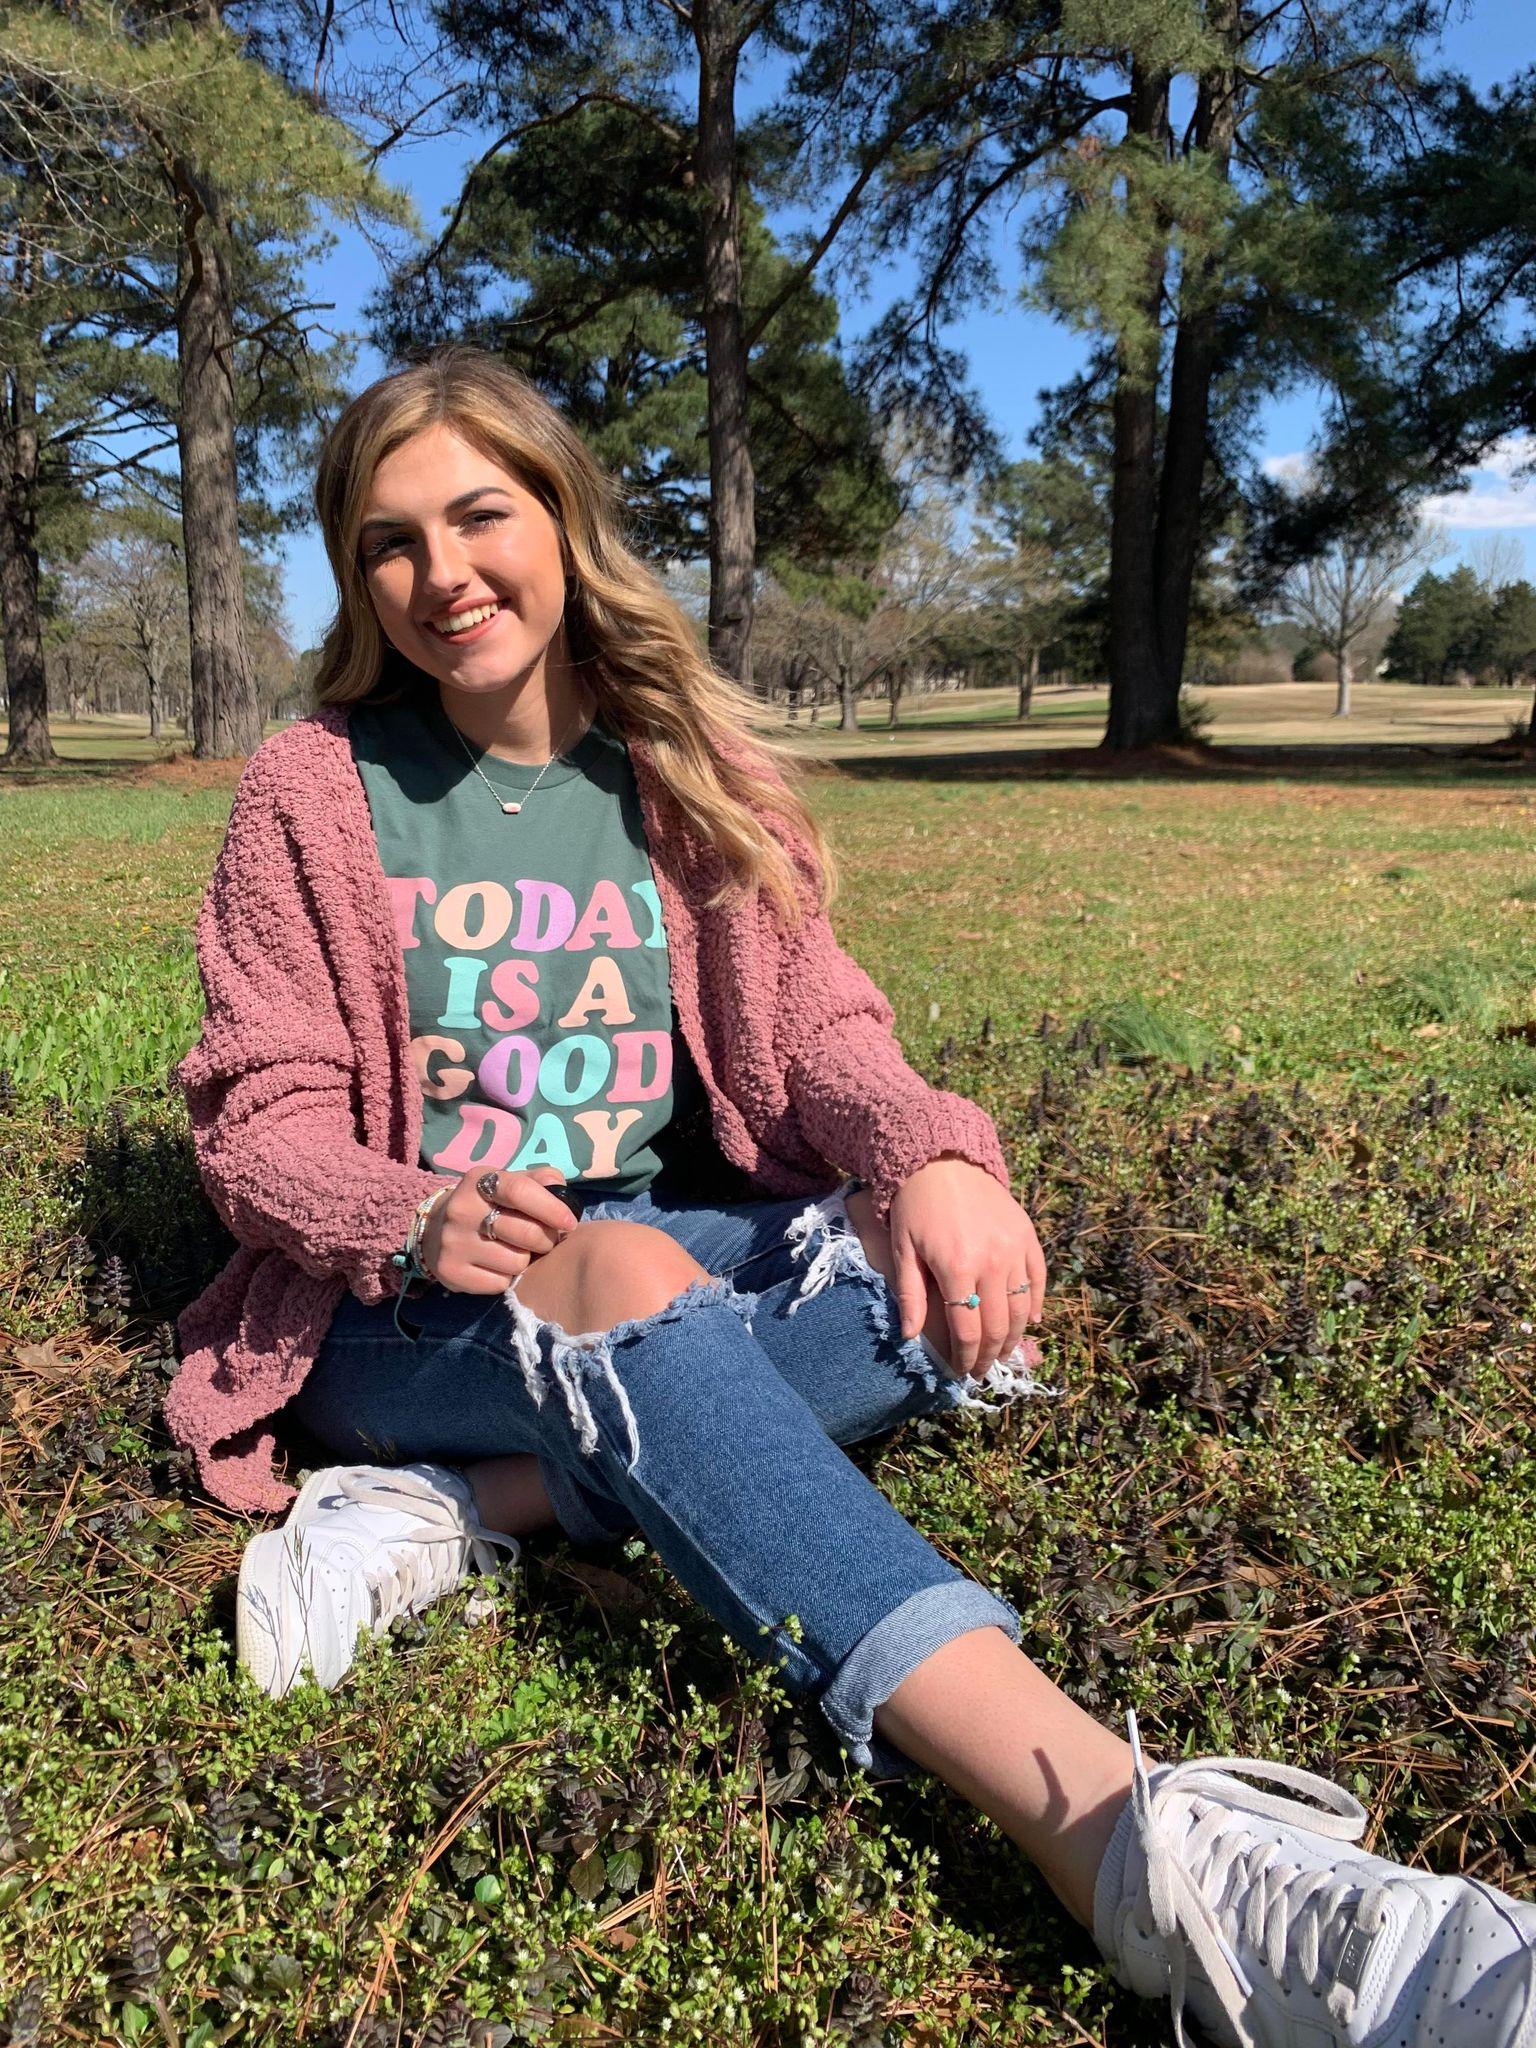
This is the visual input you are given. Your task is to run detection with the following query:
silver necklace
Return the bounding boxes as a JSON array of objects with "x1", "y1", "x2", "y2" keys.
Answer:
[{"x1": 445, "y1": 701, "x2": 587, "y2": 816}]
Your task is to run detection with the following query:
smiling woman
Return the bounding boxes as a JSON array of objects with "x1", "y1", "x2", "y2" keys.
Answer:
[
  {"x1": 356, "y1": 442, "x2": 575, "y2": 759},
  {"x1": 162, "y1": 345, "x2": 1536, "y2": 2048}
]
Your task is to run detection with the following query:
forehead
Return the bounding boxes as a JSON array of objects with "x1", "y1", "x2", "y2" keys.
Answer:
[{"x1": 364, "y1": 424, "x2": 528, "y2": 507}]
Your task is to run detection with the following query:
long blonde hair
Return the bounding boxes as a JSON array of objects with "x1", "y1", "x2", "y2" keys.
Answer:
[{"x1": 311, "y1": 347, "x2": 834, "y2": 926}]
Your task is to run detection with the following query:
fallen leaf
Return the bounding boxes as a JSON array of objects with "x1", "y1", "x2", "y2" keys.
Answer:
[
  {"x1": 13, "y1": 1339, "x2": 70, "y2": 1378},
  {"x1": 560, "y1": 1562, "x2": 652, "y2": 1617}
]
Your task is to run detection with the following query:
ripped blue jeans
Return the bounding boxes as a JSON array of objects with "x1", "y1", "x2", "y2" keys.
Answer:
[{"x1": 285, "y1": 1177, "x2": 1040, "y2": 1775}]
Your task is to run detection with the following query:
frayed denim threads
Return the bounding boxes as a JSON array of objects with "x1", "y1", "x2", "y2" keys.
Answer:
[
  {"x1": 502, "y1": 1271, "x2": 760, "y2": 1470},
  {"x1": 783, "y1": 1180, "x2": 1050, "y2": 1416}
]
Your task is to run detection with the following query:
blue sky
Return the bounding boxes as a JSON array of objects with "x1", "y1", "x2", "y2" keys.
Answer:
[{"x1": 281, "y1": 5, "x2": 1535, "y2": 649}]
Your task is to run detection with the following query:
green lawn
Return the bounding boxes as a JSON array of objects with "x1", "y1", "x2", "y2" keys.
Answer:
[{"x1": 3, "y1": 747, "x2": 1536, "y2": 2046}]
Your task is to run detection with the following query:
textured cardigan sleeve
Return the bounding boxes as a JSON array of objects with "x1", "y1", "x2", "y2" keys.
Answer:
[{"x1": 174, "y1": 750, "x2": 441, "y2": 1302}]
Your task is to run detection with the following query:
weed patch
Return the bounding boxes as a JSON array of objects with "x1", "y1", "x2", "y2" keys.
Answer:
[
  {"x1": 5, "y1": 765, "x2": 1536, "y2": 2043},
  {"x1": 1379, "y1": 951, "x2": 1505, "y2": 1031}
]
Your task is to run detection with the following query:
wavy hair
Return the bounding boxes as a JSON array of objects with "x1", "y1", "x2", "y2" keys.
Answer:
[{"x1": 311, "y1": 347, "x2": 834, "y2": 926}]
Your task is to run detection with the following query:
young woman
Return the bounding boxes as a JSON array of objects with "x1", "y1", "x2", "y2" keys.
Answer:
[{"x1": 167, "y1": 348, "x2": 1535, "y2": 2048}]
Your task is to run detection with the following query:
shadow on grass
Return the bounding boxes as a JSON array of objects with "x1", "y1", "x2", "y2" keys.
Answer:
[{"x1": 820, "y1": 737, "x2": 1536, "y2": 790}]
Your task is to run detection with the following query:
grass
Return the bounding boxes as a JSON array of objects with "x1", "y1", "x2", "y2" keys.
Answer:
[{"x1": 5, "y1": 730, "x2": 1536, "y2": 2044}]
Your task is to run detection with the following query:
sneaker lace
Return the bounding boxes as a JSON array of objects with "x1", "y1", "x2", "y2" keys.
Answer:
[
  {"x1": 1126, "y1": 1712, "x2": 1385, "y2": 2048},
  {"x1": 318, "y1": 1468, "x2": 519, "y2": 1631}
]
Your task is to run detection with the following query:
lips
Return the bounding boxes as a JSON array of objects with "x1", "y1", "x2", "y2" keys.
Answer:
[{"x1": 426, "y1": 599, "x2": 507, "y2": 639}]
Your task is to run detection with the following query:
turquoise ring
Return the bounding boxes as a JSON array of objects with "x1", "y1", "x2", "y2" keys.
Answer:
[{"x1": 944, "y1": 1290, "x2": 983, "y2": 1310}]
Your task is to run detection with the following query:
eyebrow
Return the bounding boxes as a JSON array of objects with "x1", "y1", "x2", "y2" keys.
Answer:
[{"x1": 359, "y1": 485, "x2": 514, "y2": 535}]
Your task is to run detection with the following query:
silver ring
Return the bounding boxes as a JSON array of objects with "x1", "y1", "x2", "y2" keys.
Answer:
[
  {"x1": 1007, "y1": 1283, "x2": 1032, "y2": 1296},
  {"x1": 476, "y1": 1170, "x2": 500, "y2": 1202},
  {"x1": 477, "y1": 1207, "x2": 502, "y2": 1244},
  {"x1": 943, "y1": 1290, "x2": 983, "y2": 1310}
]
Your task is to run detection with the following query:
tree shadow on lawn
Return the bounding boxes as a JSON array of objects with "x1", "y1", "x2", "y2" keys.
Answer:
[{"x1": 821, "y1": 737, "x2": 1536, "y2": 791}]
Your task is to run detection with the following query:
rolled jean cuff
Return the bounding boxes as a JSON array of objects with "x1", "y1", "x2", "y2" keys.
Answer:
[
  {"x1": 818, "y1": 1579, "x2": 1022, "y2": 1779},
  {"x1": 536, "y1": 1456, "x2": 636, "y2": 1547}
]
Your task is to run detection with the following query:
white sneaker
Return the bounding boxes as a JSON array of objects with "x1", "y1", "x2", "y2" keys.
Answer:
[
  {"x1": 235, "y1": 1463, "x2": 519, "y2": 1698},
  {"x1": 1094, "y1": 1714, "x2": 1536, "y2": 2048}
]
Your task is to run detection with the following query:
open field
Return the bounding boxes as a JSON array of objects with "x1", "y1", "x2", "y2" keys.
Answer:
[
  {"x1": 4, "y1": 747, "x2": 1536, "y2": 2044},
  {"x1": 5, "y1": 681, "x2": 1532, "y2": 784},
  {"x1": 766, "y1": 681, "x2": 1535, "y2": 761}
]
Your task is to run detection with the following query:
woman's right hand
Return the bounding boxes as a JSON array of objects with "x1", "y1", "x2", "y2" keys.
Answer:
[{"x1": 419, "y1": 1165, "x2": 579, "y2": 1294}]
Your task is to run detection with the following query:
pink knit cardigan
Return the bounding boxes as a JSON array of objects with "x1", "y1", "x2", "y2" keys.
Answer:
[{"x1": 165, "y1": 704, "x2": 1011, "y2": 1514}]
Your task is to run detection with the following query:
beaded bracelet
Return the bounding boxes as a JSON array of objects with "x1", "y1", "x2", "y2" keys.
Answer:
[{"x1": 389, "y1": 1185, "x2": 452, "y2": 1338}]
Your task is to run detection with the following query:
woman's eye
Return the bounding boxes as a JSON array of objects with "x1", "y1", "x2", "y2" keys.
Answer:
[
  {"x1": 468, "y1": 510, "x2": 506, "y2": 531},
  {"x1": 364, "y1": 533, "x2": 410, "y2": 560}
]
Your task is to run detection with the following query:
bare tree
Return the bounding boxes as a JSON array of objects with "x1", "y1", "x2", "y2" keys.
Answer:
[
  {"x1": 1284, "y1": 524, "x2": 1439, "y2": 718},
  {"x1": 62, "y1": 516, "x2": 189, "y2": 737},
  {"x1": 1469, "y1": 534, "x2": 1524, "y2": 593},
  {"x1": 757, "y1": 482, "x2": 982, "y2": 733}
]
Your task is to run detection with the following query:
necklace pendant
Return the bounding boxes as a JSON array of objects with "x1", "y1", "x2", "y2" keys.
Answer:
[{"x1": 501, "y1": 799, "x2": 522, "y2": 815}]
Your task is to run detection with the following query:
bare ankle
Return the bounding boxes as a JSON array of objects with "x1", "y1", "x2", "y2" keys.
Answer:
[{"x1": 461, "y1": 1454, "x2": 561, "y2": 1538}]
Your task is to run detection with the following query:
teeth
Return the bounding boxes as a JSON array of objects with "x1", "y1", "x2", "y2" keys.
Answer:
[{"x1": 432, "y1": 602, "x2": 501, "y2": 635}]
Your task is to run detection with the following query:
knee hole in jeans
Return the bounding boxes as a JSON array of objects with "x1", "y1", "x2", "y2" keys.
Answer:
[{"x1": 518, "y1": 1217, "x2": 707, "y2": 1335}]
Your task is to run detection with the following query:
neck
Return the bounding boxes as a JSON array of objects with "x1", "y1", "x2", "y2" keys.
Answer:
[{"x1": 437, "y1": 641, "x2": 593, "y2": 764}]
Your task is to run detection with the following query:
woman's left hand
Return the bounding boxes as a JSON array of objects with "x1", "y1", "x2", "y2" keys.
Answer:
[{"x1": 887, "y1": 1156, "x2": 1047, "y2": 1380}]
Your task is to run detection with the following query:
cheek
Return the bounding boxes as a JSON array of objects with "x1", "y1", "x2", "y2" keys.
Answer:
[{"x1": 365, "y1": 568, "x2": 415, "y2": 634}]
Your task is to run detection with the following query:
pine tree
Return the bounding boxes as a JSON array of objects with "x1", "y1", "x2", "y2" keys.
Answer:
[
  {"x1": 845, "y1": 0, "x2": 1452, "y2": 750},
  {"x1": 2, "y1": 1, "x2": 406, "y2": 756},
  {"x1": 373, "y1": 103, "x2": 899, "y2": 586}
]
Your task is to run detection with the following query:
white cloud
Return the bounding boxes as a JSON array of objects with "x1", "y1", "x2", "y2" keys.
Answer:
[
  {"x1": 1420, "y1": 480, "x2": 1536, "y2": 529},
  {"x1": 1471, "y1": 434, "x2": 1536, "y2": 481},
  {"x1": 1262, "y1": 435, "x2": 1536, "y2": 531}
]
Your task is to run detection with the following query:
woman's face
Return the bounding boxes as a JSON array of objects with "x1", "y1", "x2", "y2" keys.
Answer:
[{"x1": 357, "y1": 423, "x2": 569, "y2": 697}]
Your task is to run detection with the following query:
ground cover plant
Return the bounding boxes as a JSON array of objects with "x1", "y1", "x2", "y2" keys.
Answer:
[{"x1": 4, "y1": 743, "x2": 1536, "y2": 2044}]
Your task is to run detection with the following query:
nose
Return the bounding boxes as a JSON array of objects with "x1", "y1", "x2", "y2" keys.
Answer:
[{"x1": 418, "y1": 524, "x2": 472, "y2": 605}]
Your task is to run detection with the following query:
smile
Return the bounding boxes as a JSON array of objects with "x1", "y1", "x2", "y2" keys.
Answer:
[{"x1": 427, "y1": 600, "x2": 507, "y2": 640}]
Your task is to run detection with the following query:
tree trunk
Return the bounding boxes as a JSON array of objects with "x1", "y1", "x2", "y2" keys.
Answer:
[
  {"x1": 1103, "y1": 62, "x2": 1176, "y2": 751},
  {"x1": 148, "y1": 673, "x2": 163, "y2": 740},
  {"x1": 695, "y1": 0, "x2": 755, "y2": 690},
  {"x1": 0, "y1": 365, "x2": 56, "y2": 766},
  {"x1": 175, "y1": 161, "x2": 260, "y2": 758},
  {"x1": 1334, "y1": 644, "x2": 1353, "y2": 718},
  {"x1": 838, "y1": 661, "x2": 858, "y2": 731},
  {"x1": 1153, "y1": 10, "x2": 1238, "y2": 711},
  {"x1": 888, "y1": 661, "x2": 904, "y2": 729},
  {"x1": 1017, "y1": 647, "x2": 1038, "y2": 721}
]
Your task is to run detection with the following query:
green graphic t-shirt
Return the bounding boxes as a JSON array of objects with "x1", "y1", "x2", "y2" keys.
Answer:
[{"x1": 349, "y1": 687, "x2": 719, "y2": 1198}]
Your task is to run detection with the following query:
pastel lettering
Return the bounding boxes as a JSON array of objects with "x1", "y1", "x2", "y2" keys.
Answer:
[
  {"x1": 573, "y1": 1108, "x2": 644, "y2": 1178},
  {"x1": 435, "y1": 880, "x2": 514, "y2": 950},
  {"x1": 412, "y1": 1033, "x2": 472, "y2": 1101},
  {"x1": 478, "y1": 1033, "x2": 541, "y2": 1111},
  {"x1": 438, "y1": 955, "x2": 489, "y2": 1031},
  {"x1": 510, "y1": 880, "x2": 576, "y2": 951},
  {"x1": 568, "y1": 879, "x2": 641, "y2": 951},
  {"x1": 387, "y1": 876, "x2": 437, "y2": 951},
  {"x1": 483, "y1": 958, "x2": 541, "y2": 1031},
  {"x1": 629, "y1": 879, "x2": 666, "y2": 948},
  {"x1": 431, "y1": 1103, "x2": 522, "y2": 1173},
  {"x1": 540, "y1": 1033, "x2": 613, "y2": 1107},
  {"x1": 609, "y1": 1029, "x2": 671, "y2": 1103},
  {"x1": 512, "y1": 1113, "x2": 579, "y2": 1179},
  {"x1": 556, "y1": 957, "x2": 636, "y2": 1028}
]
